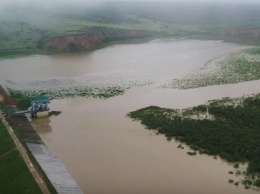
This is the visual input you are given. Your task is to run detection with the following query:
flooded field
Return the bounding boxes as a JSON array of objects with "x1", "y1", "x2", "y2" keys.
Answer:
[{"x1": 1, "y1": 39, "x2": 259, "y2": 194}]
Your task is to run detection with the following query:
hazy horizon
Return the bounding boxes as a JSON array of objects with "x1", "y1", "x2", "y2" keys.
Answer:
[{"x1": 2, "y1": 0, "x2": 260, "y2": 6}]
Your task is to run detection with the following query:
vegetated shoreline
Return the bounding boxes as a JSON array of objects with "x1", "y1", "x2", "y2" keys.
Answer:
[
  {"x1": 0, "y1": 27, "x2": 158, "y2": 59},
  {"x1": 1, "y1": 25, "x2": 260, "y2": 59},
  {"x1": 128, "y1": 93, "x2": 260, "y2": 190},
  {"x1": 3, "y1": 0, "x2": 260, "y2": 59}
]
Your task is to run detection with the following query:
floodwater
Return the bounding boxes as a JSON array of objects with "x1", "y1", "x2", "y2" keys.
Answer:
[{"x1": 1, "y1": 39, "x2": 260, "y2": 194}]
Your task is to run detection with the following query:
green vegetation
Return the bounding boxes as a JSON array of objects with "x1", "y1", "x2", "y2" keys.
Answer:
[
  {"x1": 0, "y1": 119, "x2": 15, "y2": 155},
  {"x1": 8, "y1": 86, "x2": 125, "y2": 105},
  {"x1": 167, "y1": 48, "x2": 260, "y2": 89},
  {"x1": 187, "y1": 151, "x2": 197, "y2": 156},
  {"x1": 0, "y1": 3, "x2": 174, "y2": 57},
  {"x1": 8, "y1": 89, "x2": 31, "y2": 110},
  {"x1": 128, "y1": 94, "x2": 260, "y2": 189},
  {"x1": 246, "y1": 47, "x2": 260, "y2": 55},
  {"x1": 7, "y1": 79, "x2": 152, "y2": 103},
  {"x1": 2, "y1": 2, "x2": 260, "y2": 57},
  {"x1": 0, "y1": 120, "x2": 42, "y2": 194},
  {"x1": 0, "y1": 150, "x2": 42, "y2": 194}
]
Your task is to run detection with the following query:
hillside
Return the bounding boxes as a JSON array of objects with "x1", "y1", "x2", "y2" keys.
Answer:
[{"x1": 1, "y1": 2, "x2": 260, "y2": 56}]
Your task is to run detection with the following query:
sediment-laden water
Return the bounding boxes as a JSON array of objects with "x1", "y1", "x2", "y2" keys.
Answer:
[{"x1": 1, "y1": 39, "x2": 259, "y2": 194}]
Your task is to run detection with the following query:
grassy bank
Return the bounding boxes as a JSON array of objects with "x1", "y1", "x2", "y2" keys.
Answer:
[
  {"x1": 0, "y1": 49, "x2": 38, "y2": 59},
  {"x1": 0, "y1": 3, "x2": 176, "y2": 58},
  {"x1": 0, "y1": 119, "x2": 42, "y2": 194},
  {"x1": 128, "y1": 94, "x2": 260, "y2": 190},
  {"x1": 0, "y1": 150, "x2": 42, "y2": 194},
  {"x1": 2, "y1": 2, "x2": 260, "y2": 58},
  {"x1": 10, "y1": 122, "x2": 58, "y2": 194},
  {"x1": 0, "y1": 119, "x2": 15, "y2": 155}
]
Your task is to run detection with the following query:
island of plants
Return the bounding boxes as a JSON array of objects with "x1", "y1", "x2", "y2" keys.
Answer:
[{"x1": 128, "y1": 94, "x2": 260, "y2": 190}]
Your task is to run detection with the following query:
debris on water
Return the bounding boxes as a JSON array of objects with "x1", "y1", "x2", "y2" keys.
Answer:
[{"x1": 49, "y1": 111, "x2": 62, "y2": 116}]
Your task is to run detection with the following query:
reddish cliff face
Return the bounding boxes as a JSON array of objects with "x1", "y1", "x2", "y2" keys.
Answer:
[{"x1": 42, "y1": 29, "x2": 152, "y2": 52}]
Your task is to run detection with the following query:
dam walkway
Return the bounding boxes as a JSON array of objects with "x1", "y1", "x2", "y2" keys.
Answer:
[{"x1": 0, "y1": 85, "x2": 83, "y2": 194}]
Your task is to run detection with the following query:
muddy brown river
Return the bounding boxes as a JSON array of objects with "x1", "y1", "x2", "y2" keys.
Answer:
[{"x1": 1, "y1": 39, "x2": 259, "y2": 194}]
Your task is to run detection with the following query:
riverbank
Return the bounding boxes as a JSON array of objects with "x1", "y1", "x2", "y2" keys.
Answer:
[
  {"x1": 0, "y1": 118, "x2": 44, "y2": 194},
  {"x1": 0, "y1": 85, "x2": 50, "y2": 193},
  {"x1": 2, "y1": 1, "x2": 260, "y2": 59},
  {"x1": 1, "y1": 29, "x2": 260, "y2": 60}
]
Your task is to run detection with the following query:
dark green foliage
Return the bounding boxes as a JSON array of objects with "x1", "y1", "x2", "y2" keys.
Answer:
[
  {"x1": 243, "y1": 179, "x2": 253, "y2": 188},
  {"x1": 187, "y1": 151, "x2": 197, "y2": 156},
  {"x1": 68, "y1": 42, "x2": 85, "y2": 52},
  {"x1": 8, "y1": 88, "x2": 28, "y2": 100},
  {"x1": 8, "y1": 89, "x2": 31, "y2": 110},
  {"x1": 248, "y1": 159, "x2": 260, "y2": 174},
  {"x1": 192, "y1": 105, "x2": 207, "y2": 113},
  {"x1": 0, "y1": 151, "x2": 42, "y2": 194},
  {"x1": 128, "y1": 95, "x2": 260, "y2": 188},
  {"x1": 16, "y1": 98, "x2": 31, "y2": 111},
  {"x1": 255, "y1": 179, "x2": 260, "y2": 187}
]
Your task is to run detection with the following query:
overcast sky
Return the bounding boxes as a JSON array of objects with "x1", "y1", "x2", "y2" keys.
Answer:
[
  {"x1": 2, "y1": 0, "x2": 260, "y2": 3},
  {"x1": 1, "y1": 0, "x2": 260, "y2": 8}
]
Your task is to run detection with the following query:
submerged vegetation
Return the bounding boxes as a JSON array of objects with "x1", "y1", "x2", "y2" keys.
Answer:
[
  {"x1": 7, "y1": 78, "x2": 152, "y2": 109},
  {"x1": 8, "y1": 86, "x2": 125, "y2": 102},
  {"x1": 164, "y1": 47, "x2": 260, "y2": 89},
  {"x1": 128, "y1": 94, "x2": 260, "y2": 190}
]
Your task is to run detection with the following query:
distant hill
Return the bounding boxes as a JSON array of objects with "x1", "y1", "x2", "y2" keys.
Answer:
[{"x1": 1, "y1": 2, "x2": 260, "y2": 56}]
